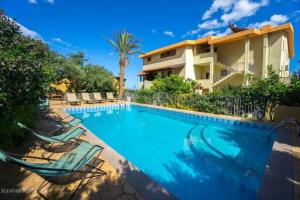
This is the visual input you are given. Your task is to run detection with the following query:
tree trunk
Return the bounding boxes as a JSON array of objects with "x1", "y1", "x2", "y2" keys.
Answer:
[{"x1": 119, "y1": 57, "x2": 125, "y2": 99}]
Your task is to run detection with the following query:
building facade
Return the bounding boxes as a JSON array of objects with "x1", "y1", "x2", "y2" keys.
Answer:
[{"x1": 139, "y1": 23, "x2": 294, "y2": 93}]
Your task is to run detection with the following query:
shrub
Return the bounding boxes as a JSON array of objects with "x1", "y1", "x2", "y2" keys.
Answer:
[
  {"x1": 0, "y1": 11, "x2": 55, "y2": 148},
  {"x1": 134, "y1": 89, "x2": 154, "y2": 104},
  {"x1": 151, "y1": 75, "x2": 194, "y2": 95}
]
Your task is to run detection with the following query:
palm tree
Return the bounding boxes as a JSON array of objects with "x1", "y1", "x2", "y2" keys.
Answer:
[{"x1": 105, "y1": 31, "x2": 141, "y2": 98}]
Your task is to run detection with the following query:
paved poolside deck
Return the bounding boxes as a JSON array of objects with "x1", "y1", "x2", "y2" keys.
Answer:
[{"x1": 1, "y1": 100, "x2": 299, "y2": 199}]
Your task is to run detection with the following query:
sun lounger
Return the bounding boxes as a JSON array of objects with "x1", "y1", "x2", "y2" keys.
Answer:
[
  {"x1": 106, "y1": 92, "x2": 117, "y2": 102},
  {"x1": 66, "y1": 93, "x2": 81, "y2": 105},
  {"x1": 41, "y1": 114, "x2": 81, "y2": 133},
  {"x1": 81, "y1": 93, "x2": 96, "y2": 104},
  {"x1": 17, "y1": 122, "x2": 86, "y2": 144},
  {"x1": 0, "y1": 141, "x2": 106, "y2": 198},
  {"x1": 92, "y1": 93, "x2": 106, "y2": 103}
]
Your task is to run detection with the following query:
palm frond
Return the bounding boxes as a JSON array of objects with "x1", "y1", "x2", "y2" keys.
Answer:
[
  {"x1": 128, "y1": 49, "x2": 144, "y2": 55},
  {"x1": 105, "y1": 30, "x2": 141, "y2": 63},
  {"x1": 103, "y1": 35, "x2": 118, "y2": 52}
]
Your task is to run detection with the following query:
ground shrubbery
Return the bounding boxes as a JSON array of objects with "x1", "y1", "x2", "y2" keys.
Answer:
[
  {"x1": 218, "y1": 66, "x2": 300, "y2": 120},
  {"x1": 134, "y1": 75, "x2": 226, "y2": 114},
  {"x1": 134, "y1": 67, "x2": 300, "y2": 121}
]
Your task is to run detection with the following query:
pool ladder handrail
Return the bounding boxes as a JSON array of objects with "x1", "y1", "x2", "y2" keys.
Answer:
[{"x1": 267, "y1": 117, "x2": 300, "y2": 143}]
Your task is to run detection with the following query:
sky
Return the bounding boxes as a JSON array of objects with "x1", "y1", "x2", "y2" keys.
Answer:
[{"x1": 1, "y1": 0, "x2": 299, "y2": 89}]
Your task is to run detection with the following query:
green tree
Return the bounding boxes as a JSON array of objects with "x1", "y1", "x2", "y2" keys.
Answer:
[
  {"x1": 68, "y1": 51, "x2": 85, "y2": 66},
  {"x1": 56, "y1": 52, "x2": 116, "y2": 93},
  {"x1": 286, "y1": 69, "x2": 300, "y2": 106},
  {"x1": 63, "y1": 64, "x2": 86, "y2": 91},
  {"x1": 83, "y1": 65, "x2": 115, "y2": 92},
  {"x1": 0, "y1": 10, "x2": 56, "y2": 147},
  {"x1": 105, "y1": 31, "x2": 141, "y2": 98}
]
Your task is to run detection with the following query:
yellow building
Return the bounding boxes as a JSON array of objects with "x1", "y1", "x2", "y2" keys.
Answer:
[{"x1": 139, "y1": 23, "x2": 294, "y2": 93}]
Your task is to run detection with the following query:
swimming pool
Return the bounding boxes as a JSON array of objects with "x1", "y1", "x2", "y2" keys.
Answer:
[{"x1": 65, "y1": 104, "x2": 275, "y2": 200}]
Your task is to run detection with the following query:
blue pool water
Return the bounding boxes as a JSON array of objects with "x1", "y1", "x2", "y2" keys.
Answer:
[{"x1": 66, "y1": 104, "x2": 275, "y2": 200}]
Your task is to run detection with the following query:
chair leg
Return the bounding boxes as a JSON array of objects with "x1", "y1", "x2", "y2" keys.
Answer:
[{"x1": 37, "y1": 177, "x2": 50, "y2": 199}]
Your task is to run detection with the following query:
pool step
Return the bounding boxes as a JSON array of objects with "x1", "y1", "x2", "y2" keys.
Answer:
[{"x1": 187, "y1": 123, "x2": 262, "y2": 192}]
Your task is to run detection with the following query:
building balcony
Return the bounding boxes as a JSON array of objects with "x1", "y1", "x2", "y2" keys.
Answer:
[
  {"x1": 193, "y1": 52, "x2": 217, "y2": 65},
  {"x1": 143, "y1": 57, "x2": 185, "y2": 72}
]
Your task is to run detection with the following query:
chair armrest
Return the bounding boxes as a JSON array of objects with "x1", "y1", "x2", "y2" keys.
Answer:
[{"x1": 48, "y1": 126, "x2": 62, "y2": 136}]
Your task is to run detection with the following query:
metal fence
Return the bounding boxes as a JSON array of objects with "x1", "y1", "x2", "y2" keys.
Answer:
[{"x1": 126, "y1": 91, "x2": 267, "y2": 120}]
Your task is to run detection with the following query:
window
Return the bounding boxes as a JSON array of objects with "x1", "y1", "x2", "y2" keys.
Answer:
[
  {"x1": 146, "y1": 72, "x2": 157, "y2": 81},
  {"x1": 147, "y1": 57, "x2": 151, "y2": 62},
  {"x1": 139, "y1": 76, "x2": 144, "y2": 82},
  {"x1": 196, "y1": 44, "x2": 217, "y2": 54},
  {"x1": 205, "y1": 72, "x2": 210, "y2": 79},
  {"x1": 285, "y1": 65, "x2": 289, "y2": 71},
  {"x1": 160, "y1": 50, "x2": 176, "y2": 59}
]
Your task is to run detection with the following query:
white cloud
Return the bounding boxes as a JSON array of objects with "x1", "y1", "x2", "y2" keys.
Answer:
[
  {"x1": 52, "y1": 37, "x2": 71, "y2": 46},
  {"x1": 108, "y1": 52, "x2": 114, "y2": 56},
  {"x1": 248, "y1": 14, "x2": 289, "y2": 28},
  {"x1": 183, "y1": 19, "x2": 224, "y2": 37},
  {"x1": 28, "y1": 0, "x2": 37, "y2": 4},
  {"x1": 221, "y1": 0, "x2": 269, "y2": 24},
  {"x1": 151, "y1": 29, "x2": 157, "y2": 34},
  {"x1": 184, "y1": 0, "x2": 269, "y2": 38},
  {"x1": 199, "y1": 30, "x2": 218, "y2": 37},
  {"x1": 198, "y1": 19, "x2": 222, "y2": 29},
  {"x1": 289, "y1": 10, "x2": 300, "y2": 22},
  {"x1": 202, "y1": 0, "x2": 235, "y2": 20},
  {"x1": 164, "y1": 31, "x2": 175, "y2": 37},
  {"x1": 261, "y1": 0, "x2": 269, "y2": 6},
  {"x1": 182, "y1": 29, "x2": 201, "y2": 38},
  {"x1": 216, "y1": 28, "x2": 232, "y2": 36},
  {"x1": 13, "y1": 20, "x2": 43, "y2": 40},
  {"x1": 270, "y1": 14, "x2": 288, "y2": 24},
  {"x1": 46, "y1": 0, "x2": 54, "y2": 4}
]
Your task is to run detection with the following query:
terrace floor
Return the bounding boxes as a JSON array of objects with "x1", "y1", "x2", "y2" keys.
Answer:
[{"x1": 0, "y1": 99, "x2": 300, "y2": 200}]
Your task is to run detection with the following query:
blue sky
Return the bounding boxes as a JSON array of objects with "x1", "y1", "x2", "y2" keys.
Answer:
[{"x1": 1, "y1": 0, "x2": 299, "y2": 89}]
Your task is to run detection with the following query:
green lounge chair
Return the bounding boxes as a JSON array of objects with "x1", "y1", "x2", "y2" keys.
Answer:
[
  {"x1": 106, "y1": 92, "x2": 117, "y2": 102},
  {"x1": 17, "y1": 122, "x2": 87, "y2": 158},
  {"x1": 92, "y1": 93, "x2": 106, "y2": 103},
  {"x1": 0, "y1": 141, "x2": 106, "y2": 199},
  {"x1": 66, "y1": 93, "x2": 81, "y2": 105},
  {"x1": 17, "y1": 122, "x2": 86, "y2": 144},
  {"x1": 81, "y1": 93, "x2": 96, "y2": 104},
  {"x1": 42, "y1": 115, "x2": 82, "y2": 134}
]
